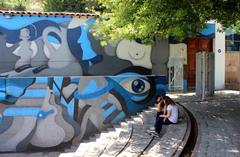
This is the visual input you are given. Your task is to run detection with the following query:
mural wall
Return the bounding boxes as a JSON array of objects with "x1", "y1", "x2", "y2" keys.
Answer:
[
  {"x1": 0, "y1": 13, "x2": 167, "y2": 152},
  {"x1": 0, "y1": 14, "x2": 167, "y2": 77},
  {"x1": 0, "y1": 75, "x2": 165, "y2": 152}
]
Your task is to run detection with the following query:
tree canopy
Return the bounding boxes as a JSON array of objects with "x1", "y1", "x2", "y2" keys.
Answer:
[
  {"x1": 92, "y1": 0, "x2": 240, "y2": 44},
  {"x1": 43, "y1": 0, "x2": 85, "y2": 12},
  {"x1": 0, "y1": 0, "x2": 27, "y2": 11},
  {"x1": 43, "y1": 0, "x2": 101, "y2": 13}
]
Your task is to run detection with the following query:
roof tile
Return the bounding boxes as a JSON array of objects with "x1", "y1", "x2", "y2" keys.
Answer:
[{"x1": 0, "y1": 10, "x2": 99, "y2": 18}]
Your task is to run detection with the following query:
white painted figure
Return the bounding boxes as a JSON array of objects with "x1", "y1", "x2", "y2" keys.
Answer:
[
  {"x1": 116, "y1": 40, "x2": 152, "y2": 69},
  {"x1": 14, "y1": 28, "x2": 33, "y2": 69}
]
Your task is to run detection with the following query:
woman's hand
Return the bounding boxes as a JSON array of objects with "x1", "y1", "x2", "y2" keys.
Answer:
[
  {"x1": 159, "y1": 115, "x2": 165, "y2": 118},
  {"x1": 163, "y1": 117, "x2": 167, "y2": 122}
]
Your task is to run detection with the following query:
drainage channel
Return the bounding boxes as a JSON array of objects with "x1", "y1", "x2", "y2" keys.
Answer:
[
  {"x1": 115, "y1": 125, "x2": 134, "y2": 157},
  {"x1": 177, "y1": 102, "x2": 198, "y2": 157}
]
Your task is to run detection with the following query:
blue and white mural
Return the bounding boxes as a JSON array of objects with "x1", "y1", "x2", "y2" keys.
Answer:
[
  {"x1": 0, "y1": 75, "x2": 165, "y2": 152},
  {"x1": 0, "y1": 15, "x2": 135, "y2": 76},
  {"x1": 0, "y1": 14, "x2": 167, "y2": 152}
]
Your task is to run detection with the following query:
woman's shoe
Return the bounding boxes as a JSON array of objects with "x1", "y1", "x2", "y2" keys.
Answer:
[{"x1": 151, "y1": 131, "x2": 160, "y2": 137}]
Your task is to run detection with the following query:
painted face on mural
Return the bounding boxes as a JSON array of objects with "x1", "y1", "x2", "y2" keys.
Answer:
[{"x1": 0, "y1": 74, "x2": 157, "y2": 151}]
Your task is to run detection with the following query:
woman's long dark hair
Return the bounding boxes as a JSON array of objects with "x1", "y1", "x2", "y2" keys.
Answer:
[
  {"x1": 164, "y1": 96, "x2": 175, "y2": 105},
  {"x1": 155, "y1": 95, "x2": 165, "y2": 103}
]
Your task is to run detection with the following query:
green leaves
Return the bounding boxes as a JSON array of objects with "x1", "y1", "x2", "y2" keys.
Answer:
[
  {"x1": 91, "y1": 0, "x2": 240, "y2": 44},
  {"x1": 40, "y1": 0, "x2": 240, "y2": 44},
  {"x1": 43, "y1": 0, "x2": 100, "y2": 13},
  {"x1": 0, "y1": 0, "x2": 27, "y2": 11}
]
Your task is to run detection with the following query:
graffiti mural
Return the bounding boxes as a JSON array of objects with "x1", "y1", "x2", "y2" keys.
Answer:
[
  {"x1": 0, "y1": 75, "x2": 165, "y2": 152},
  {"x1": 0, "y1": 13, "x2": 167, "y2": 152},
  {"x1": 0, "y1": 15, "x2": 135, "y2": 76}
]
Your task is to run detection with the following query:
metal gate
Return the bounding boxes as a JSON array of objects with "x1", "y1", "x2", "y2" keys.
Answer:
[
  {"x1": 168, "y1": 56, "x2": 185, "y2": 91},
  {"x1": 196, "y1": 51, "x2": 214, "y2": 99}
]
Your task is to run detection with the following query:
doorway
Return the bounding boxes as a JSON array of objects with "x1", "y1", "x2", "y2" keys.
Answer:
[{"x1": 186, "y1": 38, "x2": 213, "y2": 88}]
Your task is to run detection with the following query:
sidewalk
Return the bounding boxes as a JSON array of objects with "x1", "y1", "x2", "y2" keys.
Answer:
[{"x1": 168, "y1": 90, "x2": 240, "y2": 157}]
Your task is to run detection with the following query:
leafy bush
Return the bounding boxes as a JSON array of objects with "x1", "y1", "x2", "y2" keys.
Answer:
[
  {"x1": 43, "y1": 0, "x2": 102, "y2": 13},
  {"x1": 43, "y1": 0, "x2": 85, "y2": 12},
  {"x1": 0, "y1": 0, "x2": 26, "y2": 11}
]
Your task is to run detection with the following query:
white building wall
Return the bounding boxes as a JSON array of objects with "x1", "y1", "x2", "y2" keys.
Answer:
[{"x1": 213, "y1": 23, "x2": 225, "y2": 89}]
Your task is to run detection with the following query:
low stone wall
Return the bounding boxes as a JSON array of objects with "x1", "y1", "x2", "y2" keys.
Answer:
[{"x1": 225, "y1": 52, "x2": 240, "y2": 90}]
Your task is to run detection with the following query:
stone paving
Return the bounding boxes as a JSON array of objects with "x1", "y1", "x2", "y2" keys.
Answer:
[{"x1": 168, "y1": 90, "x2": 240, "y2": 157}]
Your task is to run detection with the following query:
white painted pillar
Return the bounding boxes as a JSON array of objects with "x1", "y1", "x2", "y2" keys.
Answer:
[{"x1": 213, "y1": 23, "x2": 225, "y2": 90}]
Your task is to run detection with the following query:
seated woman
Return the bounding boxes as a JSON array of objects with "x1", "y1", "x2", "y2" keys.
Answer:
[
  {"x1": 155, "y1": 95, "x2": 166, "y2": 120},
  {"x1": 154, "y1": 96, "x2": 178, "y2": 135}
]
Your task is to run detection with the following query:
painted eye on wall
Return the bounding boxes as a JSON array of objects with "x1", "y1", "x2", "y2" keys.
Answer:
[
  {"x1": 120, "y1": 78, "x2": 150, "y2": 95},
  {"x1": 131, "y1": 79, "x2": 145, "y2": 93}
]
